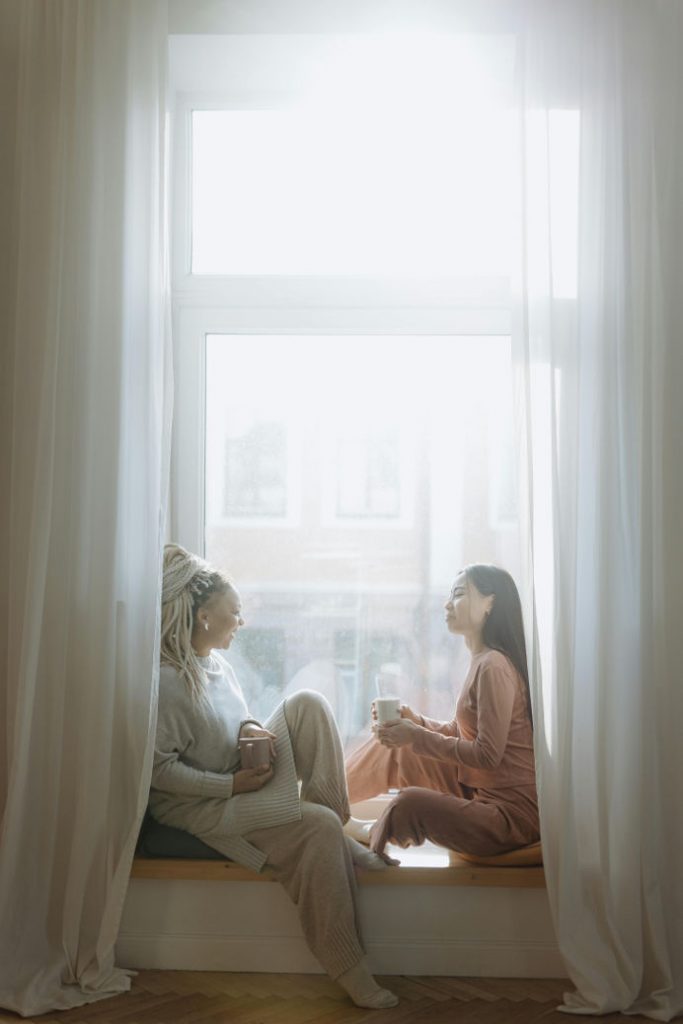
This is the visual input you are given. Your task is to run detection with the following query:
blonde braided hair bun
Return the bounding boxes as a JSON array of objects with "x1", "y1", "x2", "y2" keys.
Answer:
[{"x1": 160, "y1": 543, "x2": 234, "y2": 702}]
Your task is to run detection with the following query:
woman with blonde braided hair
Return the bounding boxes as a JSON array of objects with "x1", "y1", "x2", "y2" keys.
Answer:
[{"x1": 151, "y1": 544, "x2": 398, "y2": 1009}]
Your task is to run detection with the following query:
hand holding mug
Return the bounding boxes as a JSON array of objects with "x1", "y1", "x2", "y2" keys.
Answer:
[
  {"x1": 374, "y1": 718, "x2": 419, "y2": 749},
  {"x1": 233, "y1": 765, "x2": 274, "y2": 794},
  {"x1": 399, "y1": 705, "x2": 422, "y2": 725},
  {"x1": 239, "y1": 722, "x2": 277, "y2": 761}
]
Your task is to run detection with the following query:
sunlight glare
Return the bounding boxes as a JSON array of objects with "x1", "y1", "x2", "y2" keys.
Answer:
[{"x1": 191, "y1": 33, "x2": 517, "y2": 276}]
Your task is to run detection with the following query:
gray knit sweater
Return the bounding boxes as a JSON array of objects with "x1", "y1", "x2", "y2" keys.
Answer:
[{"x1": 149, "y1": 653, "x2": 301, "y2": 871}]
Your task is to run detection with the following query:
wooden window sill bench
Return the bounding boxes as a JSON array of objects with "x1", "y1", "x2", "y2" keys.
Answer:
[{"x1": 131, "y1": 854, "x2": 546, "y2": 888}]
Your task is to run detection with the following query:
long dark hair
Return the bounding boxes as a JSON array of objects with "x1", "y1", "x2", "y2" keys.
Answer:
[{"x1": 463, "y1": 564, "x2": 533, "y2": 727}]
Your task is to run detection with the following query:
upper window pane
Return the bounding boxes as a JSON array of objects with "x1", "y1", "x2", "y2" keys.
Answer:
[{"x1": 191, "y1": 33, "x2": 516, "y2": 276}]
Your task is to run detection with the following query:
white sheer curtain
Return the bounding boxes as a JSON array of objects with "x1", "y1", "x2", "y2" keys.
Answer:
[
  {"x1": 0, "y1": 1, "x2": 170, "y2": 1015},
  {"x1": 515, "y1": 1, "x2": 683, "y2": 1019}
]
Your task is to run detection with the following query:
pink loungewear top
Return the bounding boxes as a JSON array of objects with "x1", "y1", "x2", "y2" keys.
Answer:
[{"x1": 410, "y1": 648, "x2": 536, "y2": 790}]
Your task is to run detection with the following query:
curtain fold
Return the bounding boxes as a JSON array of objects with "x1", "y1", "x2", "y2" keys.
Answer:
[
  {"x1": 0, "y1": 0, "x2": 171, "y2": 1014},
  {"x1": 515, "y1": 2, "x2": 683, "y2": 1019},
  {"x1": 2, "y1": 0, "x2": 683, "y2": 1017}
]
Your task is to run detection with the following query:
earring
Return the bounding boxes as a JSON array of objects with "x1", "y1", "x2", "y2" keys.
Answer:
[{"x1": 204, "y1": 622, "x2": 209, "y2": 631}]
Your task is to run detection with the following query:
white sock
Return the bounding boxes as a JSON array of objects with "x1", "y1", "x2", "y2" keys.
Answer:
[
  {"x1": 336, "y1": 960, "x2": 399, "y2": 1009},
  {"x1": 345, "y1": 835, "x2": 387, "y2": 871},
  {"x1": 343, "y1": 816, "x2": 375, "y2": 845}
]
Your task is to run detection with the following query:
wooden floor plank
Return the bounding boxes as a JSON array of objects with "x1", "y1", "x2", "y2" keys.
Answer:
[
  {"x1": 120, "y1": 993, "x2": 215, "y2": 1024},
  {"x1": 378, "y1": 976, "x2": 449, "y2": 1003},
  {"x1": 0, "y1": 971, "x2": 660, "y2": 1024}
]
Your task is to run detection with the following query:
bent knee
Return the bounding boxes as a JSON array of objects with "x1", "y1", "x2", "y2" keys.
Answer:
[
  {"x1": 393, "y1": 786, "x2": 430, "y2": 808},
  {"x1": 284, "y1": 688, "x2": 333, "y2": 719},
  {"x1": 299, "y1": 801, "x2": 343, "y2": 836}
]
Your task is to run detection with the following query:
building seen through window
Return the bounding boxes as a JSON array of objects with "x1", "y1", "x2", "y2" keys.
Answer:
[
  {"x1": 335, "y1": 431, "x2": 401, "y2": 519},
  {"x1": 223, "y1": 421, "x2": 288, "y2": 518}
]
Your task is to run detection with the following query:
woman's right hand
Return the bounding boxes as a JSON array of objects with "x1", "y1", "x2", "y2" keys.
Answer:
[{"x1": 232, "y1": 765, "x2": 274, "y2": 795}]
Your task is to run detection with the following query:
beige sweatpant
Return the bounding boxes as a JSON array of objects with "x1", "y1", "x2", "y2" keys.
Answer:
[{"x1": 244, "y1": 690, "x2": 365, "y2": 979}]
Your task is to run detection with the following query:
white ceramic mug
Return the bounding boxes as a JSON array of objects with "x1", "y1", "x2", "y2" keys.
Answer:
[{"x1": 375, "y1": 696, "x2": 401, "y2": 725}]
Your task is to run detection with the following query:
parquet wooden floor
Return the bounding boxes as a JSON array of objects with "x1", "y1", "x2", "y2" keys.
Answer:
[{"x1": 0, "y1": 973, "x2": 655, "y2": 1024}]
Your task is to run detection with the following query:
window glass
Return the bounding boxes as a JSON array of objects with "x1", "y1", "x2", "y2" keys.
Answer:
[
  {"x1": 335, "y1": 431, "x2": 401, "y2": 519},
  {"x1": 172, "y1": 33, "x2": 578, "y2": 755},
  {"x1": 205, "y1": 333, "x2": 520, "y2": 746},
  {"x1": 190, "y1": 33, "x2": 517, "y2": 276},
  {"x1": 223, "y1": 421, "x2": 287, "y2": 518},
  {"x1": 192, "y1": 107, "x2": 515, "y2": 277}
]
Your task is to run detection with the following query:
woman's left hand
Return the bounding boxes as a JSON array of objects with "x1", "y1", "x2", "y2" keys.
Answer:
[
  {"x1": 374, "y1": 718, "x2": 419, "y2": 749},
  {"x1": 239, "y1": 723, "x2": 277, "y2": 760}
]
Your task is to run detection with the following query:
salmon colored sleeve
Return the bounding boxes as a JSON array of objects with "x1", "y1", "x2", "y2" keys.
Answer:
[
  {"x1": 410, "y1": 662, "x2": 515, "y2": 768},
  {"x1": 418, "y1": 714, "x2": 458, "y2": 736}
]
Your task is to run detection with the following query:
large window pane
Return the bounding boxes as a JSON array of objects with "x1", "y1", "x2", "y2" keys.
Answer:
[
  {"x1": 205, "y1": 335, "x2": 520, "y2": 747},
  {"x1": 192, "y1": 107, "x2": 515, "y2": 276},
  {"x1": 191, "y1": 33, "x2": 517, "y2": 276}
]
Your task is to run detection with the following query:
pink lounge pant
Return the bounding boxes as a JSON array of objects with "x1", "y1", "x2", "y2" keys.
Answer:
[{"x1": 346, "y1": 734, "x2": 539, "y2": 858}]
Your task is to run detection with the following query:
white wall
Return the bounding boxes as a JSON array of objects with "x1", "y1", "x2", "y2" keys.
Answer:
[{"x1": 117, "y1": 878, "x2": 565, "y2": 977}]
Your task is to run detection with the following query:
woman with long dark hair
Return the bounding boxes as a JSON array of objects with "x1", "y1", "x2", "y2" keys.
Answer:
[{"x1": 344, "y1": 565, "x2": 538, "y2": 861}]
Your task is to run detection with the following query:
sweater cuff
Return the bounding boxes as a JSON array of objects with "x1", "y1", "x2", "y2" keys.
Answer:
[
  {"x1": 239, "y1": 718, "x2": 263, "y2": 734},
  {"x1": 200, "y1": 770, "x2": 234, "y2": 798}
]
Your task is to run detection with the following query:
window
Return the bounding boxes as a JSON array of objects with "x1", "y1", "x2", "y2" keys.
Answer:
[
  {"x1": 191, "y1": 104, "x2": 516, "y2": 278},
  {"x1": 239, "y1": 628, "x2": 286, "y2": 685},
  {"x1": 334, "y1": 430, "x2": 401, "y2": 520},
  {"x1": 196, "y1": 332, "x2": 519, "y2": 745},
  {"x1": 171, "y1": 31, "x2": 527, "y2": 748},
  {"x1": 223, "y1": 421, "x2": 287, "y2": 519},
  {"x1": 188, "y1": 32, "x2": 517, "y2": 278}
]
